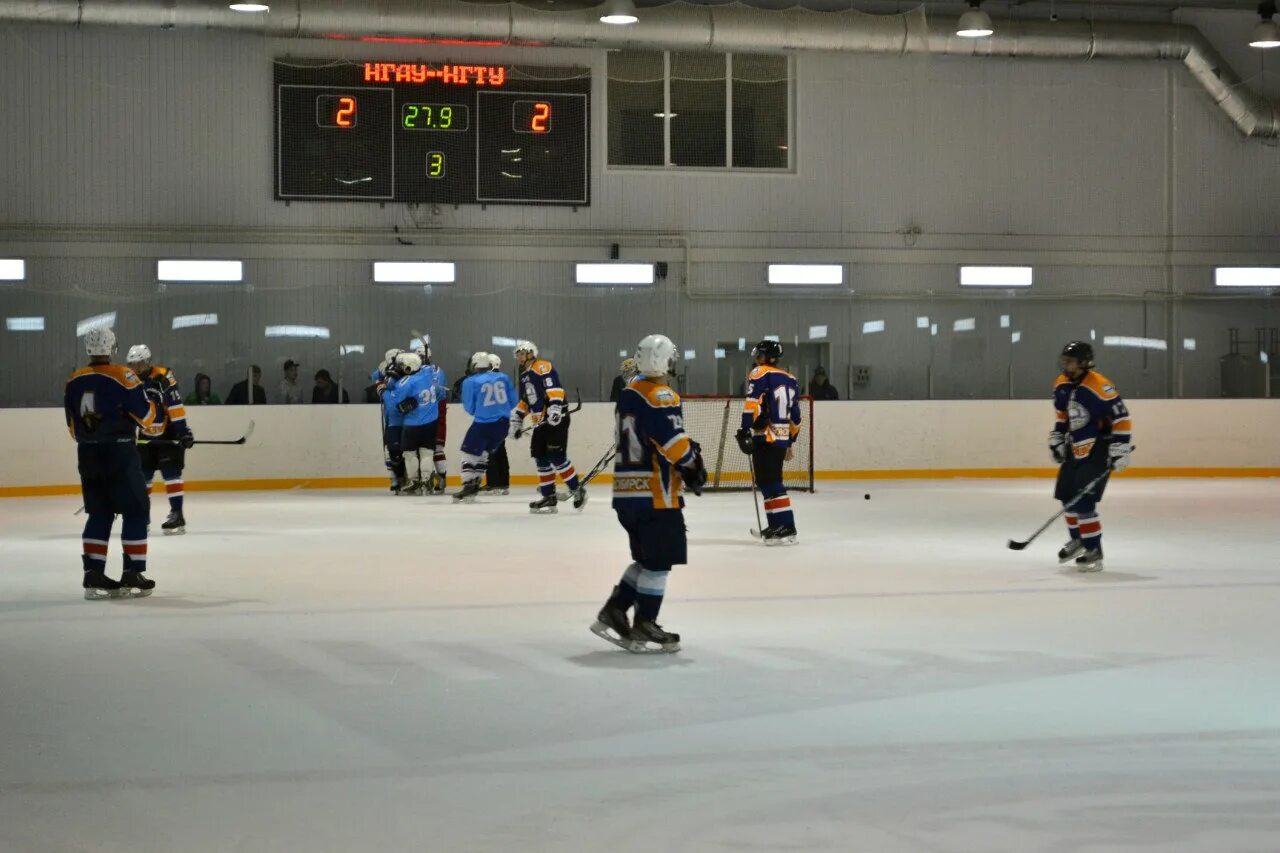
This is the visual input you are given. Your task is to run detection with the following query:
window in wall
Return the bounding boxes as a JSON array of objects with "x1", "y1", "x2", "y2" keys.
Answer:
[{"x1": 607, "y1": 51, "x2": 791, "y2": 170}]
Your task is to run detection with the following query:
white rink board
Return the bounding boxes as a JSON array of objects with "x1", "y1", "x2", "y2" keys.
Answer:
[{"x1": 2, "y1": 399, "x2": 1279, "y2": 490}]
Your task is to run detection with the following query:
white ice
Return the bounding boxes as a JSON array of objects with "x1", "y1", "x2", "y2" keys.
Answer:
[{"x1": 2, "y1": 480, "x2": 1280, "y2": 853}]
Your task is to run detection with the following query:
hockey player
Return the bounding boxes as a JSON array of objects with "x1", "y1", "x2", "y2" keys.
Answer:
[
  {"x1": 385, "y1": 351, "x2": 448, "y2": 494},
  {"x1": 64, "y1": 328, "x2": 159, "y2": 599},
  {"x1": 452, "y1": 352, "x2": 518, "y2": 503},
  {"x1": 592, "y1": 334, "x2": 706, "y2": 653},
  {"x1": 417, "y1": 340, "x2": 449, "y2": 494},
  {"x1": 126, "y1": 345, "x2": 195, "y2": 534},
  {"x1": 483, "y1": 353, "x2": 511, "y2": 495},
  {"x1": 1050, "y1": 341, "x2": 1134, "y2": 572},
  {"x1": 736, "y1": 340, "x2": 802, "y2": 545},
  {"x1": 509, "y1": 340, "x2": 585, "y2": 513},
  {"x1": 374, "y1": 349, "x2": 408, "y2": 492}
]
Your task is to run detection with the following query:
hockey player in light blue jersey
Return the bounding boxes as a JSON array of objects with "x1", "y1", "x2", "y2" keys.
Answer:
[
  {"x1": 384, "y1": 351, "x2": 448, "y2": 495},
  {"x1": 374, "y1": 349, "x2": 408, "y2": 493},
  {"x1": 452, "y1": 351, "x2": 518, "y2": 503}
]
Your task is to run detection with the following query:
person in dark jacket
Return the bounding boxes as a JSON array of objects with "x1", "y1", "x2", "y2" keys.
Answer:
[
  {"x1": 312, "y1": 369, "x2": 350, "y2": 404},
  {"x1": 226, "y1": 366, "x2": 266, "y2": 405},
  {"x1": 807, "y1": 367, "x2": 839, "y2": 400}
]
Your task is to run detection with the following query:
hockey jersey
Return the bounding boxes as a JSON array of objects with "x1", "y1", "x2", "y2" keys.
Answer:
[
  {"x1": 135, "y1": 365, "x2": 190, "y2": 439},
  {"x1": 516, "y1": 359, "x2": 567, "y2": 427},
  {"x1": 742, "y1": 365, "x2": 802, "y2": 446},
  {"x1": 1053, "y1": 370, "x2": 1133, "y2": 460},
  {"x1": 612, "y1": 378, "x2": 697, "y2": 511},
  {"x1": 64, "y1": 363, "x2": 158, "y2": 443},
  {"x1": 385, "y1": 366, "x2": 448, "y2": 426},
  {"x1": 462, "y1": 370, "x2": 517, "y2": 423}
]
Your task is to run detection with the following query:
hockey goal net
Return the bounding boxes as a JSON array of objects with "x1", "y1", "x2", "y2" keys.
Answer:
[{"x1": 680, "y1": 395, "x2": 815, "y2": 493}]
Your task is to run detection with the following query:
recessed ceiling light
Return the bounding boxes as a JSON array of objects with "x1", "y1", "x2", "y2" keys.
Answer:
[{"x1": 229, "y1": 3, "x2": 270, "y2": 12}]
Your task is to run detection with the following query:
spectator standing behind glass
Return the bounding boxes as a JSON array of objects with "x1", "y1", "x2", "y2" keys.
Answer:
[
  {"x1": 226, "y1": 365, "x2": 267, "y2": 405},
  {"x1": 185, "y1": 373, "x2": 221, "y2": 405},
  {"x1": 807, "y1": 367, "x2": 839, "y2": 400},
  {"x1": 313, "y1": 369, "x2": 349, "y2": 404},
  {"x1": 279, "y1": 360, "x2": 304, "y2": 404}
]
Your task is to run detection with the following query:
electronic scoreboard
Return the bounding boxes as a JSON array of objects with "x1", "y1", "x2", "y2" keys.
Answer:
[{"x1": 274, "y1": 59, "x2": 590, "y2": 205}]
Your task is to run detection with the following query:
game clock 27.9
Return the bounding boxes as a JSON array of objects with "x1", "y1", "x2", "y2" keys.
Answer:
[{"x1": 274, "y1": 59, "x2": 589, "y2": 205}]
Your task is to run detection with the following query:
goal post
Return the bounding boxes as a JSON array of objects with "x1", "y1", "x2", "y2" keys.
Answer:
[{"x1": 680, "y1": 395, "x2": 815, "y2": 493}]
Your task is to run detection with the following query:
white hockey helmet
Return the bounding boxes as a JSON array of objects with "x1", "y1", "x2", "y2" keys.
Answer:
[
  {"x1": 635, "y1": 334, "x2": 678, "y2": 378},
  {"x1": 84, "y1": 327, "x2": 117, "y2": 357},
  {"x1": 513, "y1": 339, "x2": 538, "y2": 360},
  {"x1": 470, "y1": 351, "x2": 491, "y2": 372},
  {"x1": 384, "y1": 348, "x2": 402, "y2": 364},
  {"x1": 126, "y1": 344, "x2": 152, "y2": 366},
  {"x1": 486, "y1": 352, "x2": 502, "y2": 370},
  {"x1": 394, "y1": 351, "x2": 423, "y2": 374}
]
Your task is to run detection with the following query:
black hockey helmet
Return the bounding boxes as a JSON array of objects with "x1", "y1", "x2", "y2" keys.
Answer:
[
  {"x1": 1061, "y1": 340, "x2": 1095, "y2": 369},
  {"x1": 751, "y1": 339, "x2": 784, "y2": 363}
]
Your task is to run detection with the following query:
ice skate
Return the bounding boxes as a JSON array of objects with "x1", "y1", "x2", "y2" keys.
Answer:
[
  {"x1": 119, "y1": 569, "x2": 155, "y2": 598},
  {"x1": 556, "y1": 489, "x2": 572, "y2": 503},
  {"x1": 529, "y1": 494, "x2": 558, "y2": 514},
  {"x1": 452, "y1": 481, "x2": 481, "y2": 503},
  {"x1": 427, "y1": 472, "x2": 446, "y2": 495},
  {"x1": 1075, "y1": 548, "x2": 1104, "y2": 573},
  {"x1": 83, "y1": 570, "x2": 122, "y2": 601},
  {"x1": 571, "y1": 486, "x2": 588, "y2": 512},
  {"x1": 1058, "y1": 538, "x2": 1085, "y2": 563},
  {"x1": 762, "y1": 525, "x2": 793, "y2": 545},
  {"x1": 160, "y1": 511, "x2": 186, "y2": 536},
  {"x1": 401, "y1": 479, "x2": 424, "y2": 496},
  {"x1": 590, "y1": 599, "x2": 632, "y2": 650},
  {"x1": 629, "y1": 619, "x2": 681, "y2": 654},
  {"x1": 484, "y1": 486, "x2": 509, "y2": 496}
]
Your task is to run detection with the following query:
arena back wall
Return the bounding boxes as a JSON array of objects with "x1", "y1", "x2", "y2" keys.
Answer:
[{"x1": 3, "y1": 400, "x2": 1277, "y2": 497}]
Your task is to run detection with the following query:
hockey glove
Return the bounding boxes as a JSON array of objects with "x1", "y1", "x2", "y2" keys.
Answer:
[
  {"x1": 179, "y1": 432, "x2": 195, "y2": 449},
  {"x1": 396, "y1": 397, "x2": 419, "y2": 415},
  {"x1": 1107, "y1": 441, "x2": 1132, "y2": 473},
  {"x1": 735, "y1": 428, "x2": 754, "y2": 456},
  {"x1": 1048, "y1": 430, "x2": 1068, "y2": 465},
  {"x1": 143, "y1": 386, "x2": 164, "y2": 408},
  {"x1": 546, "y1": 402, "x2": 564, "y2": 427},
  {"x1": 679, "y1": 442, "x2": 708, "y2": 496},
  {"x1": 508, "y1": 411, "x2": 524, "y2": 440}
]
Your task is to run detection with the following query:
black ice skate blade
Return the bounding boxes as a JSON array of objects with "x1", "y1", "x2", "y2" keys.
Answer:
[
  {"x1": 118, "y1": 588, "x2": 153, "y2": 599},
  {"x1": 529, "y1": 506, "x2": 558, "y2": 515},
  {"x1": 83, "y1": 588, "x2": 124, "y2": 601},
  {"x1": 162, "y1": 527, "x2": 186, "y2": 536},
  {"x1": 590, "y1": 622, "x2": 679, "y2": 654}
]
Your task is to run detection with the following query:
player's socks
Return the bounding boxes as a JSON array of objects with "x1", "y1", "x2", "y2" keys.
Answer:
[{"x1": 536, "y1": 461, "x2": 556, "y2": 498}]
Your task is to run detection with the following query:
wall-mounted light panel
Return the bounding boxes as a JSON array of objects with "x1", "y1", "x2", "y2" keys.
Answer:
[
  {"x1": 0, "y1": 259, "x2": 26, "y2": 281},
  {"x1": 172, "y1": 313, "x2": 219, "y2": 330},
  {"x1": 1214, "y1": 267, "x2": 1280, "y2": 288},
  {"x1": 373, "y1": 261, "x2": 456, "y2": 284},
  {"x1": 767, "y1": 264, "x2": 843, "y2": 286},
  {"x1": 265, "y1": 325, "x2": 330, "y2": 339},
  {"x1": 575, "y1": 263, "x2": 655, "y2": 286},
  {"x1": 6, "y1": 316, "x2": 44, "y2": 331},
  {"x1": 158, "y1": 260, "x2": 243, "y2": 283},
  {"x1": 959, "y1": 265, "x2": 1033, "y2": 287}
]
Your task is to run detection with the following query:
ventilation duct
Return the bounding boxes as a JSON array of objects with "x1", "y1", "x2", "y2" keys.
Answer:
[{"x1": 1, "y1": 0, "x2": 1276, "y2": 137}]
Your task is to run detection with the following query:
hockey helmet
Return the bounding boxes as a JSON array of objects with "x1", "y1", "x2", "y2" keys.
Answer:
[
  {"x1": 470, "y1": 351, "x2": 491, "y2": 372},
  {"x1": 486, "y1": 353, "x2": 502, "y2": 371},
  {"x1": 636, "y1": 334, "x2": 678, "y2": 378},
  {"x1": 1061, "y1": 340, "x2": 1095, "y2": 369},
  {"x1": 751, "y1": 339, "x2": 783, "y2": 364},
  {"x1": 395, "y1": 351, "x2": 423, "y2": 375},
  {"x1": 513, "y1": 340, "x2": 538, "y2": 360},
  {"x1": 384, "y1": 348, "x2": 402, "y2": 364},
  {"x1": 126, "y1": 344, "x2": 152, "y2": 367},
  {"x1": 84, "y1": 327, "x2": 117, "y2": 357}
]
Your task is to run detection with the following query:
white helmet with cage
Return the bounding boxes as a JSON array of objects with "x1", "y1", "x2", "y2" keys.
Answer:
[
  {"x1": 470, "y1": 351, "x2": 491, "y2": 372},
  {"x1": 394, "y1": 351, "x2": 423, "y2": 375},
  {"x1": 126, "y1": 344, "x2": 152, "y2": 366},
  {"x1": 635, "y1": 334, "x2": 678, "y2": 378},
  {"x1": 84, "y1": 327, "x2": 117, "y2": 357},
  {"x1": 513, "y1": 340, "x2": 538, "y2": 360}
]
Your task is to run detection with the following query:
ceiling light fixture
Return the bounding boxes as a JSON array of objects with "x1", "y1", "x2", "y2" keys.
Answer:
[
  {"x1": 1250, "y1": 1, "x2": 1280, "y2": 47},
  {"x1": 599, "y1": 0, "x2": 638, "y2": 25},
  {"x1": 229, "y1": 3, "x2": 270, "y2": 11},
  {"x1": 956, "y1": 1, "x2": 994, "y2": 38}
]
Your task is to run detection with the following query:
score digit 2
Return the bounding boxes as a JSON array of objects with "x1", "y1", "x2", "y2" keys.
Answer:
[
  {"x1": 316, "y1": 94, "x2": 357, "y2": 128},
  {"x1": 513, "y1": 100, "x2": 551, "y2": 134}
]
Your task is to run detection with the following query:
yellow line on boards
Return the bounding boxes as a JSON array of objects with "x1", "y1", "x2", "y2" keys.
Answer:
[{"x1": 3, "y1": 467, "x2": 1277, "y2": 498}]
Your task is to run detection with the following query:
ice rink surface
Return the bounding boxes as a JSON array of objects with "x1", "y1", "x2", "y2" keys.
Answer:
[{"x1": 2, "y1": 479, "x2": 1279, "y2": 853}]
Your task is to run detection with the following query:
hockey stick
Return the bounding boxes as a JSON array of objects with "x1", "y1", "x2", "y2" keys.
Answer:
[
  {"x1": 1007, "y1": 464, "x2": 1115, "y2": 551},
  {"x1": 137, "y1": 421, "x2": 256, "y2": 447},
  {"x1": 747, "y1": 451, "x2": 765, "y2": 539},
  {"x1": 578, "y1": 443, "x2": 618, "y2": 490}
]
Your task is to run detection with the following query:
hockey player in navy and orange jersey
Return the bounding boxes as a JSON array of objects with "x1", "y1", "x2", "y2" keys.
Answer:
[
  {"x1": 736, "y1": 339, "x2": 803, "y2": 545},
  {"x1": 592, "y1": 334, "x2": 706, "y2": 653},
  {"x1": 1049, "y1": 341, "x2": 1134, "y2": 572},
  {"x1": 509, "y1": 340, "x2": 586, "y2": 514},
  {"x1": 64, "y1": 327, "x2": 159, "y2": 599},
  {"x1": 127, "y1": 344, "x2": 194, "y2": 535}
]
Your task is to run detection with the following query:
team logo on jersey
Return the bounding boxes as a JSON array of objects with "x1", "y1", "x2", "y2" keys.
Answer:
[
  {"x1": 655, "y1": 389, "x2": 676, "y2": 403},
  {"x1": 1068, "y1": 401, "x2": 1091, "y2": 432},
  {"x1": 1102, "y1": 383, "x2": 1115, "y2": 394}
]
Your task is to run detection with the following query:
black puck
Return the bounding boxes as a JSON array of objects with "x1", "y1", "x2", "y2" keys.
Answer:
[{"x1": 864, "y1": 493, "x2": 870, "y2": 500}]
